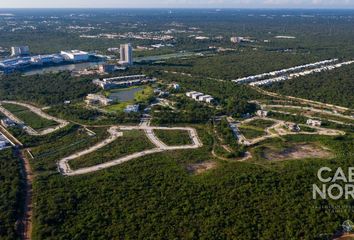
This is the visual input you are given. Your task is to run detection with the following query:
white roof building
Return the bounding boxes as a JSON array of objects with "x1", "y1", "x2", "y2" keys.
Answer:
[
  {"x1": 307, "y1": 119, "x2": 322, "y2": 127},
  {"x1": 191, "y1": 92, "x2": 203, "y2": 100},
  {"x1": 61, "y1": 50, "x2": 89, "y2": 62}
]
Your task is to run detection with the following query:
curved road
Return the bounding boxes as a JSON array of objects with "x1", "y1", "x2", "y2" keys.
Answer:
[
  {"x1": 58, "y1": 125, "x2": 203, "y2": 176},
  {"x1": 0, "y1": 101, "x2": 69, "y2": 136}
]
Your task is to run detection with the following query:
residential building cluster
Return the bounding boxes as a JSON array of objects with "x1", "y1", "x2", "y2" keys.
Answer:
[
  {"x1": 93, "y1": 75, "x2": 156, "y2": 90},
  {"x1": 249, "y1": 60, "x2": 354, "y2": 86},
  {"x1": 186, "y1": 91, "x2": 215, "y2": 104},
  {"x1": 232, "y1": 59, "x2": 338, "y2": 84}
]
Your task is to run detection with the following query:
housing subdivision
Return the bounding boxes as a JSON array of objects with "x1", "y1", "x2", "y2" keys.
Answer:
[{"x1": 93, "y1": 75, "x2": 156, "y2": 90}]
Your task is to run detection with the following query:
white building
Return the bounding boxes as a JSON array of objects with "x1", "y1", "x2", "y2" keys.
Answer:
[
  {"x1": 186, "y1": 91, "x2": 198, "y2": 98},
  {"x1": 198, "y1": 95, "x2": 212, "y2": 102},
  {"x1": 307, "y1": 119, "x2": 322, "y2": 127},
  {"x1": 11, "y1": 46, "x2": 30, "y2": 56},
  {"x1": 204, "y1": 96, "x2": 214, "y2": 103},
  {"x1": 124, "y1": 105, "x2": 139, "y2": 113},
  {"x1": 191, "y1": 92, "x2": 204, "y2": 100},
  {"x1": 31, "y1": 54, "x2": 64, "y2": 65},
  {"x1": 85, "y1": 94, "x2": 112, "y2": 106},
  {"x1": 61, "y1": 50, "x2": 89, "y2": 62},
  {"x1": 256, "y1": 110, "x2": 269, "y2": 118},
  {"x1": 186, "y1": 91, "x2": 215, "y2": 104},
  {"x1": 120, "y1": 43, "x2": 133, "y2": 65},
  {"x1": 172, "y1": 83, "x2": 180, "y2": 90}
]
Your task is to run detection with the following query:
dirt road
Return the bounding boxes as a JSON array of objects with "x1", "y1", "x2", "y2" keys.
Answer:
[{"x1": 17, "y1": 149, "x2": 33, "y2": 240}]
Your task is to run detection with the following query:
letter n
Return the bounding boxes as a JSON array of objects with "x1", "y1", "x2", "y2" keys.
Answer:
[{"x1": 313, "y1": 184, "x2": 326, "y2": 199}]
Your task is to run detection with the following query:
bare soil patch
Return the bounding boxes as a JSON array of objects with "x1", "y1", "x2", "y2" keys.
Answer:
[
  {"x1": 263, "y1": 143, "x2": 333, "y2": 161},
  {"x1": 187, "y1": 161, "x2": 217, "y2": 174}
]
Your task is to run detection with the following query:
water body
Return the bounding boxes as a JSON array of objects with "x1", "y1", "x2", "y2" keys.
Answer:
[
  {"x1": 135, "y1": 52, "x2": 197, "y2": 62},
  {"x1": 23, "y1": 62, "x2": 104, "y2": 76},
  {"x1": 109, "y1": 87, "x2": 143, "y2": 102}
]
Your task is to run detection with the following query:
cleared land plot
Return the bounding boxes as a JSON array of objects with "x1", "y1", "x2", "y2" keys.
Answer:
[
  {"x1": 238, "y1": 120, "x2": 274, "y2": 140},
  {"x1": 186, "y1": 161, "x2": 217, "y2": 175},
  {"x1": 154, "y1": 129, "x2": 192, "y2": 146},
  {"x1": 70, "y1": 130, "x2": 155, "y2": 170},
  {"x1": 260, "y1": 143, "x2": 332, "y2": 161},
  {"x1": 244, "y1": 119, "x2": 275, "y2": 129},
  {"x1": 266, "y1": 106, "x2": 354, "y2": 124},
  {"x1": 2, "y1": 103, "x2": 57, "y2": 130},
  {"x1": 238, "y1": 126, "x2": 265, "y2": 139},
  {"x1": 30, "y1": 126, "x2": 108, "y2": 171}
]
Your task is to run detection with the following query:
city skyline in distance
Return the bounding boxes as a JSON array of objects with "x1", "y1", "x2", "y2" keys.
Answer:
[{"x1": 0, "y1": 0, "x2": 354, "y2": 9}]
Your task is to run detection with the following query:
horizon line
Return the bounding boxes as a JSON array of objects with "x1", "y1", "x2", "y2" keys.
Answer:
[{"x1": 1, "y1": 7, "x2": 354, "y2": 10}]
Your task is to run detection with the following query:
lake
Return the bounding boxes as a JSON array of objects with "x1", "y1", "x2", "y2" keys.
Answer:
[{"x1": 109, "y1": 87, "x2": 143, "y2": 102}]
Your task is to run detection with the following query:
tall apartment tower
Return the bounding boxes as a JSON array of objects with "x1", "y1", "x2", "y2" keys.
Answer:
[
  {"x1": 119, "y1": 43, "x2": 133, "y2": 65},
  {"x1": 11, "y1": 46, "x2": 30, "y2": 56}
]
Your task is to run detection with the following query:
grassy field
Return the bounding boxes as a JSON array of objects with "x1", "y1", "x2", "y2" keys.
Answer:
[
  {"x1": 238, "y1": 119, "x2": 273, "y2": 139},
  {"x1": 70, "y1": 130, "x2": 156, "y2": 170},
  {"x1": 267, "y1": 107, "x2": 354, "y2": 124},
  {"x1": 2, "y1": 103, "x2": 57, "y2": 130},
  {"x1": 30, "y1": 125, "x2": 109, "y2": 172},
  {"x1": 238, "y1": 126, "x2": 265, "y2": 139},
  {"x1": 244, "y1": 119, "x2": 275, "y2": 129},
  {"x1": 154, "y1": 129, "x2": 192, "y2": 146}
]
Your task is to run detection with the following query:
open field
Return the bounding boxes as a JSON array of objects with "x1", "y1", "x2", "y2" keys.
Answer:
[
  {"x1": 30, "y1": 125, "x2": 109, "y2": 172},
  {"x1": 154, "y1": 129, "x2": 192, "y2": 146},
  {"x1": 69, "y1": 130, "x2": 155, "y2": 170},
  {"x1": 242, "y1": 119, "x2": 275, "y2": 129},
  {"x1": 238, "y1": 126, "x2": 265, "y2": 139},
  {"x1": 261, "y1": 143, "x2": 333, "y2": 161}
]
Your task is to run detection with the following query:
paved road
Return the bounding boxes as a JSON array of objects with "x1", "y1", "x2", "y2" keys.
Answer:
[
  {"x1": 0, "y1": 101, "x2": 69, "y2": 136},
  {"x1": 58, "y1": 125, "x2": 203, "y2": 176}
]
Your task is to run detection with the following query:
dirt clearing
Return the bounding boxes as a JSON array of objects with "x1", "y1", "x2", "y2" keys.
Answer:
[
  {"x1": 187, "y1": 161, "x2": 217, "y2": 174},
  {"x1": 263, "y1": 143, "x2": 333, "y2": 161}
]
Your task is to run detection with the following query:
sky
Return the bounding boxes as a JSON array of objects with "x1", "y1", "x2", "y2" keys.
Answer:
[{"x1": 0, "y1": 0, "x2": 353, "y2": 9}]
